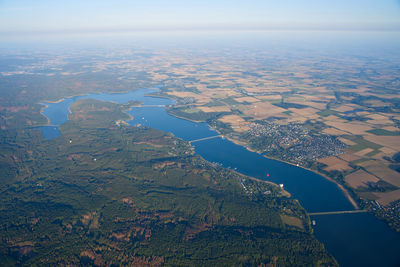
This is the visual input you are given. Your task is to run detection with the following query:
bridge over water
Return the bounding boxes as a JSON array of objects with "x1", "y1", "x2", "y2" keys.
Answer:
[
  {"x1": 308, "y1": 210, "x2": 368, "y2": 216},
  {"x1": 189, "y1": 135, "x2": 221, "y2": 143},
  {"x1": 141, "y1": 104, "x2": 167, "y2": 107}
]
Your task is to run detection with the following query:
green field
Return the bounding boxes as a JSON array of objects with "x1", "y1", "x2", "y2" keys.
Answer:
[
  {"x1": 367, "y1": 129, "x2": 400, "y2": 136},
  {"x1": 342, "y1": 135, "x2": 383, "y2": 152}
]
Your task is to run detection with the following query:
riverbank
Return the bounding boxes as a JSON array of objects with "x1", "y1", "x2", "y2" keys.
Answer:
[
  {"x1": 39, "y1": 93, "x2": 89, "y2": 126},
  {"x1": 176, "y1": 118, "x2": 361, "y2": 211},
  {"x1": 221, "y1": 134, "x2": 360, "y2": 210},
  {"x1": 166, "y1": 109, "x2": 204, "y2": 123},
  {"x1": 40, "y1": 88, "x2": 360, "y2": 211},
  {"x1": 38, "y1": 89, "x2": 147, "y2": 127},
  {"x1": 228, "y1": 166, "x2": 292, "y2": 198},
  {"x1": 140, "y1": 89, "x2": 360, "y2": 211},
  {"x1": 39, "y1": 103, "x2": 50, "y2": 125},
  {"x1": 36, "y1": 87, "x2": 400, "y2": 266}
]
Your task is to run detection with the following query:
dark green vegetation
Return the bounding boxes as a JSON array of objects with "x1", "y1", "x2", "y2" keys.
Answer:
[
  {"x1": 0, "y1": 60, "x2": 155, "y2": 130},
  {"x1": 366, "y1": 129, "x2": 400, "y2": 136},
  {"x1": 0, "y1": 99, "x2": 336, "y2": 266},
  {"x1": 167, "y1": 106, "x2": 222, "y2": 122}
]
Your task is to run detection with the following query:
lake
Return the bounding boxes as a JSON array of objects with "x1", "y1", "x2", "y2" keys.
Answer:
[{"x1": 40, "y1": 88, "x2": 400, "y2": 267}]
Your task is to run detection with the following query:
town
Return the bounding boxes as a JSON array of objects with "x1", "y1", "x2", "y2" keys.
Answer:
[{"x1": 243, "y1": 121, "x2": 347, "y2": 165}]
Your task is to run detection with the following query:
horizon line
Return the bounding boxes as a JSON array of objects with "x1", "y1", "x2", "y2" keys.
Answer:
[{"x1": 2, "y1": 25, "x2": 400, "y2": 36}]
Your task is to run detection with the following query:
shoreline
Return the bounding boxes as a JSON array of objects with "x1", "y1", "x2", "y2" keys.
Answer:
[
  {"x1": 39, "y1": 103, "x2": 50, "y2": 125},
  {"x1": 166, "y1": 110, "x2": 204, "y2": 123},
  {"x1": 217, "y1": 133, "x2": 360, "y2": 210},
  {"x1": 245, "y1": 173, "x2": 292, "y2": 198},
  {"x1": 186, "y1": 121, "x2": 360, "y2": 211},
  {"x1": 37, "y1": 88, "x2": 146, "y2": 127},
  {"x1": 38, "y1": 93, "x2": 90, "y2": 127},
  {"x1": 217, "y1": 161, "x2": 292, "y2": 198},
  {"x1": 129, "y1": 90, "x2": 359, "y2": 210},
  {"x1": 38, "y1": 88, "x2": 359, "y2": 210},
  {"x1": 122, "y1": 107, "x2": 135, "y2": 122}
]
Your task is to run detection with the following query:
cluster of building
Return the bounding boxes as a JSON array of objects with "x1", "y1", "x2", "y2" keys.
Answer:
[
  {"x1": 246, "y1": 121, "x2": 347, "y2": 165},
  {"x1": 364, "y1": 199, "x2": 400, "y2": 231}
]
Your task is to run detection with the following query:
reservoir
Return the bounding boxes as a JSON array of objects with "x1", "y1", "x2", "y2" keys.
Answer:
[{"x1": 40, "y1": 88, "x2": 400, "y2": 267}]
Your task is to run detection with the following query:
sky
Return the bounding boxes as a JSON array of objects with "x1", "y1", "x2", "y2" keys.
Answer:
[{"x1": 0, "y1": 0, "x2": 400, "y2": 35}]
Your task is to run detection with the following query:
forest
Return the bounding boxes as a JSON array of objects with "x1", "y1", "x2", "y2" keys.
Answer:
[{"x1": 0, "y1": 99, "x2": 336, "y2": 266}]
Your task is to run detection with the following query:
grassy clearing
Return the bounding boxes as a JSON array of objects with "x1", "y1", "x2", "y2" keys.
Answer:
[
  {"x1": 317, "y1": 109, "x2": 339, "y2": 117},
  {"x1": 367, "y1": 129, "x2": 400, "y2": 136},
  {"x1": 342, "y1": 135, "x2": 383, "y2": 152}
]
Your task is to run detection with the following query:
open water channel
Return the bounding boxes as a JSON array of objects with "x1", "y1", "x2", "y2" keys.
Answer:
[{"x1": 40, "y1": 88, "x2": 400, "y2": 267}]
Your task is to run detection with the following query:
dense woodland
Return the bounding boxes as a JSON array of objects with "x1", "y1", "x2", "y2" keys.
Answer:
[{"x1": 0, "y1": 97, "x2": 336, "y2": 266}]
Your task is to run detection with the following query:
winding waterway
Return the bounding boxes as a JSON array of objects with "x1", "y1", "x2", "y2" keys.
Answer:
[{"x1": 40, "y1": 88, "x2": 400, "y2": 267}]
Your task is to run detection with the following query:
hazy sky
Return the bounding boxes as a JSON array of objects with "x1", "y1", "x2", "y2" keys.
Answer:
[{"x1": 1, "y1": 0, "x2": 400, "y2": 34}]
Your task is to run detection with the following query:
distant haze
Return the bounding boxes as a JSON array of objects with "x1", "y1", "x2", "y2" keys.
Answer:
[{"x1": 1, "y1": 0, "x2": 400, "y2": 39}]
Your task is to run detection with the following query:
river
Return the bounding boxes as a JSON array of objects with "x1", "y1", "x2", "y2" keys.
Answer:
[{"x1": 39, "y1": 88, "x2": 400, "y2": 267}]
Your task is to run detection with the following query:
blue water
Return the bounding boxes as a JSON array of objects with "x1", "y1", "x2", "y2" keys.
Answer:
[
  {"x1": 193, "y1": 138, "x2": 353, "y2": 212},
  {"x1": 312, "y1": 213, "x2": 400, "y2": 267},
  {"x1": 38, "y1": 125, "x2": 61, "y2": 139},
  {"x1": 40, "y1": 88, "x2": 172, "y2": 138},
  {"x1": 39, "y1": 88, "x2": 400, "y2": 267},
  {"x1": 128, "y1": 109, "x2": 352, "y2": 213},
  {"x1": 128, "y1": 107, "x2": 218, "y2": 141}
]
